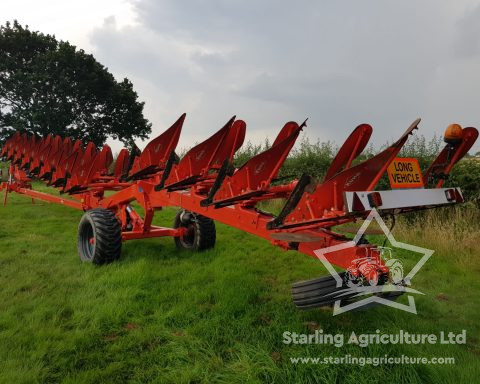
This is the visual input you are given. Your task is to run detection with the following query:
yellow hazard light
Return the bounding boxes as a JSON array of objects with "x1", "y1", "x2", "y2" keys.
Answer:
[{"x1": 444, "y1": 123, "x2": 463, "y2": 145}]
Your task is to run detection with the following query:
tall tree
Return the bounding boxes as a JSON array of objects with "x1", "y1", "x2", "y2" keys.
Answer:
[{"x1": 0, "y1": 20, "x2": 151, "y2": 147}]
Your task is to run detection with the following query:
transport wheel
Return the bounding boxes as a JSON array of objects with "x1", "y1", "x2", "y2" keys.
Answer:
[
  {"x1": 173, "y1": 209, "x2": 216, "y2": 251},
  {"x1": 77, "y1": 208, "x2": 122, "y2": 264}
]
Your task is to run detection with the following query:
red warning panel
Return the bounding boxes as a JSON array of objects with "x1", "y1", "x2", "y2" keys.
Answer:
[{"x1": 387, "y1": 157, "x2": 424, "y2": 189}]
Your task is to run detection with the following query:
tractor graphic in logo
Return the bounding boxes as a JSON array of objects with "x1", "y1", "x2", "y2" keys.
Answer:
[{"x1": 344, "y1": 247, "x2": 404, "y2": 288}]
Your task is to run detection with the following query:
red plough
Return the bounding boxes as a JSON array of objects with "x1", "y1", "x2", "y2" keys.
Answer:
[{"x1": 0, "y1": 116, "x2": 477, "y2": 310}]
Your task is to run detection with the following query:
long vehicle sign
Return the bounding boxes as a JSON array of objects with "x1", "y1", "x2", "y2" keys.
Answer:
[{"x1": 387, "y1": 157, "x2": 424, "y2": 189}]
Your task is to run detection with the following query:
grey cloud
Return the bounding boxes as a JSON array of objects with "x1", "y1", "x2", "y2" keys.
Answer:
[
  {"x1": 454, "y1": 4, "x2": 480, "y2": 58},
  {"x1": 90, "y1": 0, "x2": 480, "y2": 152}
]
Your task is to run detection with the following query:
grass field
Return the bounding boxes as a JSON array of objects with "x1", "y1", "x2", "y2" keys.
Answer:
[{"x1": 0, "y1": 181, "x2": 479, "y2": 383}]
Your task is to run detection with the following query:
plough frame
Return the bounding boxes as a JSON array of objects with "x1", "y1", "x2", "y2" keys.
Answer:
[{"x1": 1, "y1": 116, "x2": 477, "y2": 310}]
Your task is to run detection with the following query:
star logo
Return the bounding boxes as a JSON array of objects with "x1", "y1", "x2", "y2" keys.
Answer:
[{"x1": 313, "y1": 209, "x2": 433, "y2": 316}]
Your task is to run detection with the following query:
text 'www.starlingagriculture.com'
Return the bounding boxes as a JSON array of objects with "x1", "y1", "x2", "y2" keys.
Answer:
[{"x1": 289, "y1": 355, "x2": 455, "y2": 366}]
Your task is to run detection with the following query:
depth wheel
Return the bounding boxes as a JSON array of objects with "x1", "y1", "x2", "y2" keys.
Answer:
[
  {"x1": 173, "y1": 209, "x2": 216, "y2": 251},
  {"x1": 77, "y1": 208, "x2": 122, "y2": 264}
]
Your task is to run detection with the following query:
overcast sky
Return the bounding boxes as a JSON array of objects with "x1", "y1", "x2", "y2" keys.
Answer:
[{"x1": 1, "y1": 0, "x2": 479, "y2": 152}]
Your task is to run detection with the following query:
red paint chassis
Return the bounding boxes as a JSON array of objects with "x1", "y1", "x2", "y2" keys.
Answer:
[{"x1": 1, "y1": 116, "x2": 477, "y2": 309}]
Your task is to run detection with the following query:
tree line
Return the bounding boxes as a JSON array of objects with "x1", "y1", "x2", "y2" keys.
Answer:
[{"x1": 0, "y1": 21, "x2": 151, "y2": 147}]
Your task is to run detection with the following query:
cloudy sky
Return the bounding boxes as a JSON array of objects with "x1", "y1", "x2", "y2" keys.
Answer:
[{"x1": 1, "y1": 0, "x2": 479, "y2": 152}]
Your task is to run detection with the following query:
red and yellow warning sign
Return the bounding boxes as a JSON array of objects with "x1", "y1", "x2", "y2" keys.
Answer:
[{"x1": 387, "y1": 157, "x2": 424, "y2": 189}]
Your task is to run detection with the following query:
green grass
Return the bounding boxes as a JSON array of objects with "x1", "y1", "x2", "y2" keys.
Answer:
[{"x1": 0, "y1": 184, "x2": 479, "y2": 383}]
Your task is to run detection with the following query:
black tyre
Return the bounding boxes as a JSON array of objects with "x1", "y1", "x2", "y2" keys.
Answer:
[
  {"x1": 173, "y1": 209, "x2": 216, "y2": 251},
  {"x1": 292, "y1": 272, "x2": 353, "y2": 309},
  {"x1": 77, "y1": 208, "x2": 122, "y2": 264},
  {"x1": 292, "y1": 272, "x2": 402, "y2": 310}
]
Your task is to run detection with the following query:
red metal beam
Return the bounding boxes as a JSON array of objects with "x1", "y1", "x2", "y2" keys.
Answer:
[{"x1": 3, "y1": 183, "x2": 83, "y2": 210}]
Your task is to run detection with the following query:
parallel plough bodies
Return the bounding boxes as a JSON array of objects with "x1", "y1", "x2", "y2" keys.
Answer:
[{"x1": 1, "y1": 116, "x2": 477, "y2": 310}]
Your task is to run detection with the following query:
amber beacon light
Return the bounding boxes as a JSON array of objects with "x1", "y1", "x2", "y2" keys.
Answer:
[{"x1": 444, "y1": 123, "x2": 463, "y2": 145}]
